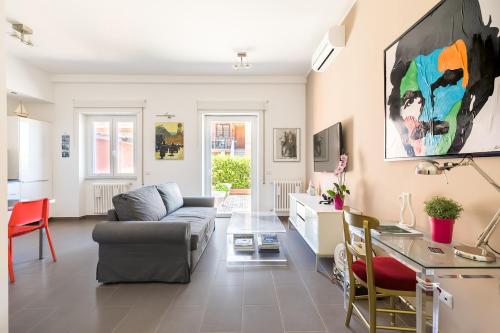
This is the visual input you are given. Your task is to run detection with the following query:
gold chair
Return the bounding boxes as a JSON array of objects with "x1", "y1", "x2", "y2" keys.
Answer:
[{"x1": 342, "y1": 207, "x2": 417, "y2": 332}]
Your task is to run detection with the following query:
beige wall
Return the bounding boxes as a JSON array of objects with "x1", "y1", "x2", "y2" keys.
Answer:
[
  {"x1": 306, "y1": 0, "x2": 500, "y2": 331},
  {"x1": 307, "y1": 0, "x2": 500, "y2": 249}
]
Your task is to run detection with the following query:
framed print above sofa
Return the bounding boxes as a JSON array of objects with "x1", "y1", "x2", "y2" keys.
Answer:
[{"x1": 384, "y1": 0, "x2": 500, "y2": 160}]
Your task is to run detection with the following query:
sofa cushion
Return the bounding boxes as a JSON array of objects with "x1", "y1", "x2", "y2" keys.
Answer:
[
  {"x1": 169, "y1": 207, "x2": 217, "y2": 219},
  {"x1": 160, "y1": 215, "x2": 208, "y2": 251},
  {"x1": 156, "y1": 183, "x2": 184, "y2": 214},
  {"x1": 161, "y1": 207, "x2": 216, "y2": 251},
  {"x1": 112, "y1": 186, "x2": 167, "y2": 221}
]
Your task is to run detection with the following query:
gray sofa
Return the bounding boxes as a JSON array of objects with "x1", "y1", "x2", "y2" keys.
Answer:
[{"x1": 92, "y1": 183, "x2": 216, "y2": 283}]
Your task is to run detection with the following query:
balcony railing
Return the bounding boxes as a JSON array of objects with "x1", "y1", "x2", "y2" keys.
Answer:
[{"x1": 212, "y1": 137, "x2": 236, "y2": 150}]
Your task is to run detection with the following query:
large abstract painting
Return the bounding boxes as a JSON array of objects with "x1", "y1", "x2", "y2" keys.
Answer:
[{"x1": 384, "y1": 0, "x2": 500, "y2": 160}]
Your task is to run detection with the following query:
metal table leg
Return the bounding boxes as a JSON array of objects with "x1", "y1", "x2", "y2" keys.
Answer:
[
  {"x1": 39, "y1": 228, "x2": 44, "y2": 260},
  {"x1": 416, "y1": 271, "x2": 439, "y2": 333}
]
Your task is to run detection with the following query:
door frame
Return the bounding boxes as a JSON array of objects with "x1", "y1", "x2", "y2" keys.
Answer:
[{"x1": 201, "y1": 113, "x2": 260, "y2": 214}]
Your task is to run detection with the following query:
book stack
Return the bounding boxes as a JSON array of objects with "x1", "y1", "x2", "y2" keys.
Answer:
[
  {"x1": 233, "y1": 234, "x2": 255, "y2": 252},
  {"x1": 258, "y1": 233, "x2": 280, "y2": 253}
]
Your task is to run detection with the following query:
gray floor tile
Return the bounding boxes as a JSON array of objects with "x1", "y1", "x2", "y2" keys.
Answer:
[
  {"x1": 9, "y1": 218, "x2": 370, "y2": 333},
  {"x1": 26, "y1": 303, "x2": 97, "y2": 333},
  {"x1": 276, "y1": 283, "x2": 315, "y2": 308},
  {"x1": 301, "y1": 271, "x2": 344, "y2": 305},
  {"x1": 243, "y1": 283, "x2": 277, "y2": 306},
  {"x1": 9, "y1": 307, "x2": 57, "y2": 333},
  {"x1": 200, "y1": 285, "x2": 243, "y2": 332},
  {"x1": 279, "y1": 304, "x2": 326, "y2": 332},
  {"x1": 243, "y1": 266, "x2": 274, "y2": 286},
  {"x1": 173, "y1": 283, "x2": 211, "y2": 307},
  {"x1": 70, "y1": 306, "x2": 131, "y2": 333},
  {"x1": 156, "y1": 306, "x2": 205, "y2": 333},
  {"x1": 318, "y1": 304, "x2": 365, "y2": 333},
  {"x1": 242, "y1": 305, "x2": 283, "y2": 333},
  {"x1": 271, "y1": 266, "x2": 304, "y2": 285},
  {"x1": 103, "y1": 284, "x2": 154, "y2": 306},
  {"x1": 113, "y1": 302, "x2": 168, "y2": 333},
  {"x1": 213, "y1": 263, "x2": 244, "y2": 286}
]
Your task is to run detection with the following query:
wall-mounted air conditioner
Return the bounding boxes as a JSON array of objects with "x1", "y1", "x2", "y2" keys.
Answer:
[{"x1": 311, "y1": 26, "x2": 345, "y2": 72}]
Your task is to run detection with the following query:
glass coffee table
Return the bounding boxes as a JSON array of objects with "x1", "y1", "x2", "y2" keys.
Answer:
[{"x1": 226, "y1": 211, "x2": 288, "y2": 266}]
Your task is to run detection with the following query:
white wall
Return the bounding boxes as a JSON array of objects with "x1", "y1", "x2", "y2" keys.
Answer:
[
  {"x1": 0, "y1": 0, "x2": 9, "y2": 330},
  {"x1": 6, "y1": 54, "x2": 53, "y2": 102},
  {"x1": 45, "y1": 76, "x2": 306, "y2": 217}
]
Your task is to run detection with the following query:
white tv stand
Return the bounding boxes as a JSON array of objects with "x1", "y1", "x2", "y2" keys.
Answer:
[{"x1": 288, "y1": 193, "x2": 344, "y2": 271}]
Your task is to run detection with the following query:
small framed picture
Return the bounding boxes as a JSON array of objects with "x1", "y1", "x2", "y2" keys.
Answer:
[
  {"x1": 61, "y1": 134, "x2": 70, "y2": 158},
  {"x1": 273, "y1": 128, "x2": 300, "y2": 162}
]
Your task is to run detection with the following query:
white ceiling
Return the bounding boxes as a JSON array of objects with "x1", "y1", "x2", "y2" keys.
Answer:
[{"x1": 6, "y1": 0, "x2": 355, "y2": 75}]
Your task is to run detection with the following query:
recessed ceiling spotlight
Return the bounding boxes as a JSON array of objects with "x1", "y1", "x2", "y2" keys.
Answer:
[
  {"x1": 9, "y1": 22, "x2": 34, "y2": 46},
  {"x1": 232, "y1": 52, "x2": 252, "y2": 70}
]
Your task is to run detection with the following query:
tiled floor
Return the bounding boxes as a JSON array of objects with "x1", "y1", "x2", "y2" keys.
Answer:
[{"x1": 9, "y1": 217, "x2": 410, "y2": 333}]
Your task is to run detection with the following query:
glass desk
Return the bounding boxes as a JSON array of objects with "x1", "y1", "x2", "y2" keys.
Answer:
[
  {"x1": 226, "y1": 211, "x2": 287, "y2": 266},
  {"x1": 348, "y1": 225, "x2": 500, "y2": 333}
]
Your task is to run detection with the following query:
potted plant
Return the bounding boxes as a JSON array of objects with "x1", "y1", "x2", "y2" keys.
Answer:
[
  {"x1": 424, "y1": 196, "x2": 463, "y2": 244},
  {"x1": 326, "y1": 154, "x2": 349, "y2": 210},
  {"x1": 327, "y1": 183, "x2": 350, "y2": 210}
]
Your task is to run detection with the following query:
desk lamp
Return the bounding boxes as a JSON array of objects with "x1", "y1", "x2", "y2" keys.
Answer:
[{"x1": 415, "y1": 157, "x2": 500, "y2": 262}]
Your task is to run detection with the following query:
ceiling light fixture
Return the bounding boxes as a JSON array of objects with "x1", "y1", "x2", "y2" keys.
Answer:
[
  {"x1": 232, "y1": 52, "x2": 251, "y2": 70},
  {"x1": 9, "y1": 22, "x2": 34, "y2": 46}
]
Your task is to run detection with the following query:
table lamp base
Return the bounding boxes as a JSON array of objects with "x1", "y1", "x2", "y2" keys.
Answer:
[{"x1": 454, "y1": 245, "x2": 497, "y2": 262}]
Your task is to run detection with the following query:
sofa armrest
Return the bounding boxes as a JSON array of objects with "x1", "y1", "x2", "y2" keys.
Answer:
[
  {"x1": 107, "y1": 209, "x2": 119, "y2": 221},
  {"x1": 183, "y1": 196, "x2": 215, "y2": 207},
  {"x1": 92, "y1": 221, "x2": 191, "y2": 245}
]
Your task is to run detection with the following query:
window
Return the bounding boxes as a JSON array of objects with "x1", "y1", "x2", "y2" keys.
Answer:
[{"x1": 87, "y1": 115, "x2": 136, "y2": 178}]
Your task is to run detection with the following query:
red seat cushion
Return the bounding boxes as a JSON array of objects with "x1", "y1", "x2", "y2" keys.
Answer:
[{"x1": 352, "y1": 256, "x2": 416, "y2": 292}]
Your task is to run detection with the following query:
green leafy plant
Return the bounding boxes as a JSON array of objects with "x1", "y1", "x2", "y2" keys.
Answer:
[
  {"x1": 214, "y1": 183, "x2": 230, "y2": 193},
  {"x1": 424, "y1": 196, "x2": 463, "y2": 220},
  {"x1": 212, "y1": 155, "x2": 251, "y2": 189},
  {"x1": 327, "y1": 182, "x2": 350, "y2": 199}
]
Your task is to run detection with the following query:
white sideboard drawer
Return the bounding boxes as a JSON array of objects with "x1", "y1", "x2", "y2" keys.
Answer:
[
  {"x1": 296, "y1": 201, "x2": 306, "y2": 220},
  {"x1": 295, "y1": 214, "x2": 306, "y2": 235},
  {"x1": 289, "y1": 193, "x2": 344, "y2": 258}
]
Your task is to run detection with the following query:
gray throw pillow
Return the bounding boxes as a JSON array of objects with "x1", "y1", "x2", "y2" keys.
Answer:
[
  {"x1": 156, "y1": 182, "x2": 184, "y2": 214},
  {"x1": 112, "y1": 186, "x2": 167, "y2": 221}
]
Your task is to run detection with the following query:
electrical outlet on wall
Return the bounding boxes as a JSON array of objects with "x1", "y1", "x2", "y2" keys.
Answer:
[{"x1": 438, "y1": 287, "x2": 453, "y2": 309}]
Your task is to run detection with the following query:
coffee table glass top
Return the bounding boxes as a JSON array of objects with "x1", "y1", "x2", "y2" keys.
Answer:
[{"x1": 227, "y1": 211, "x2": 286, "y2": 234}]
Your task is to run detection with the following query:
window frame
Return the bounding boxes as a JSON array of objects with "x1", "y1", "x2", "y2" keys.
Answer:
[{"x1": 86, "y1": 115, "x2": 138, "y2": 179}]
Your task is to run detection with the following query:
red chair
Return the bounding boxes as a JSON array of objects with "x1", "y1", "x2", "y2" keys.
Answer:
[{"x1": 8, "y1": 198, "x2": 57, "y2": 283}]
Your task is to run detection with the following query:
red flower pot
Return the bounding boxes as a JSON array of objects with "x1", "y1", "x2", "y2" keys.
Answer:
[
  {"x1": 334, "y1": 195, "x2": 344, "y2": 210},
  {"x1": 429, "y1": 217, "x2": 455, "y2": 244}
]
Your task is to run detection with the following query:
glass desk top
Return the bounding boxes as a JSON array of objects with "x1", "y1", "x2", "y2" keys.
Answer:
[
  {"x1": 227, "y1": 211, "x2": 286, "y2": 234},
  {"x1": 350, "y1": 225, "x2": 500, "y2": 270}
]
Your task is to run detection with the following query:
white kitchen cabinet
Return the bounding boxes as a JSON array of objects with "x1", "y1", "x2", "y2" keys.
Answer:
[{"x1": 7, "y1": 116, "x2": 52, "y2": 201}]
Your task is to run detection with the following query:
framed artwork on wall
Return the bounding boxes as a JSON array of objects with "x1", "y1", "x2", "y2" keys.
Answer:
[
  {"x1": 273, "y1": 128, "x2": 300, "y2": 162},
  {"x1": 61, "y1": 134, "x2": 70, "y2": 158},
  {"x1": 384, "y1": 0, "x2": 500, "y2": 160},
  {"x1": 155, "y1": 122, "x2": 184, "y2": 160}
]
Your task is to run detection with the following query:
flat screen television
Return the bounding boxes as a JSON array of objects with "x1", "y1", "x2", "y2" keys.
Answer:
[{"x1": 313, "y1": 122, "x2": 343, "y2": 172}]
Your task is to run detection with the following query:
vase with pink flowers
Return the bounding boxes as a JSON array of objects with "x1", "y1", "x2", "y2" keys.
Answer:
[{"x1": 326, "y1": 154, "x2": 350, "y2": 210}]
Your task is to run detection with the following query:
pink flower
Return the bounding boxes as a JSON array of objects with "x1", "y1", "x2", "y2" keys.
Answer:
[{"x1": 334, "y1": 154, "x2": 348, "y2": 176}]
